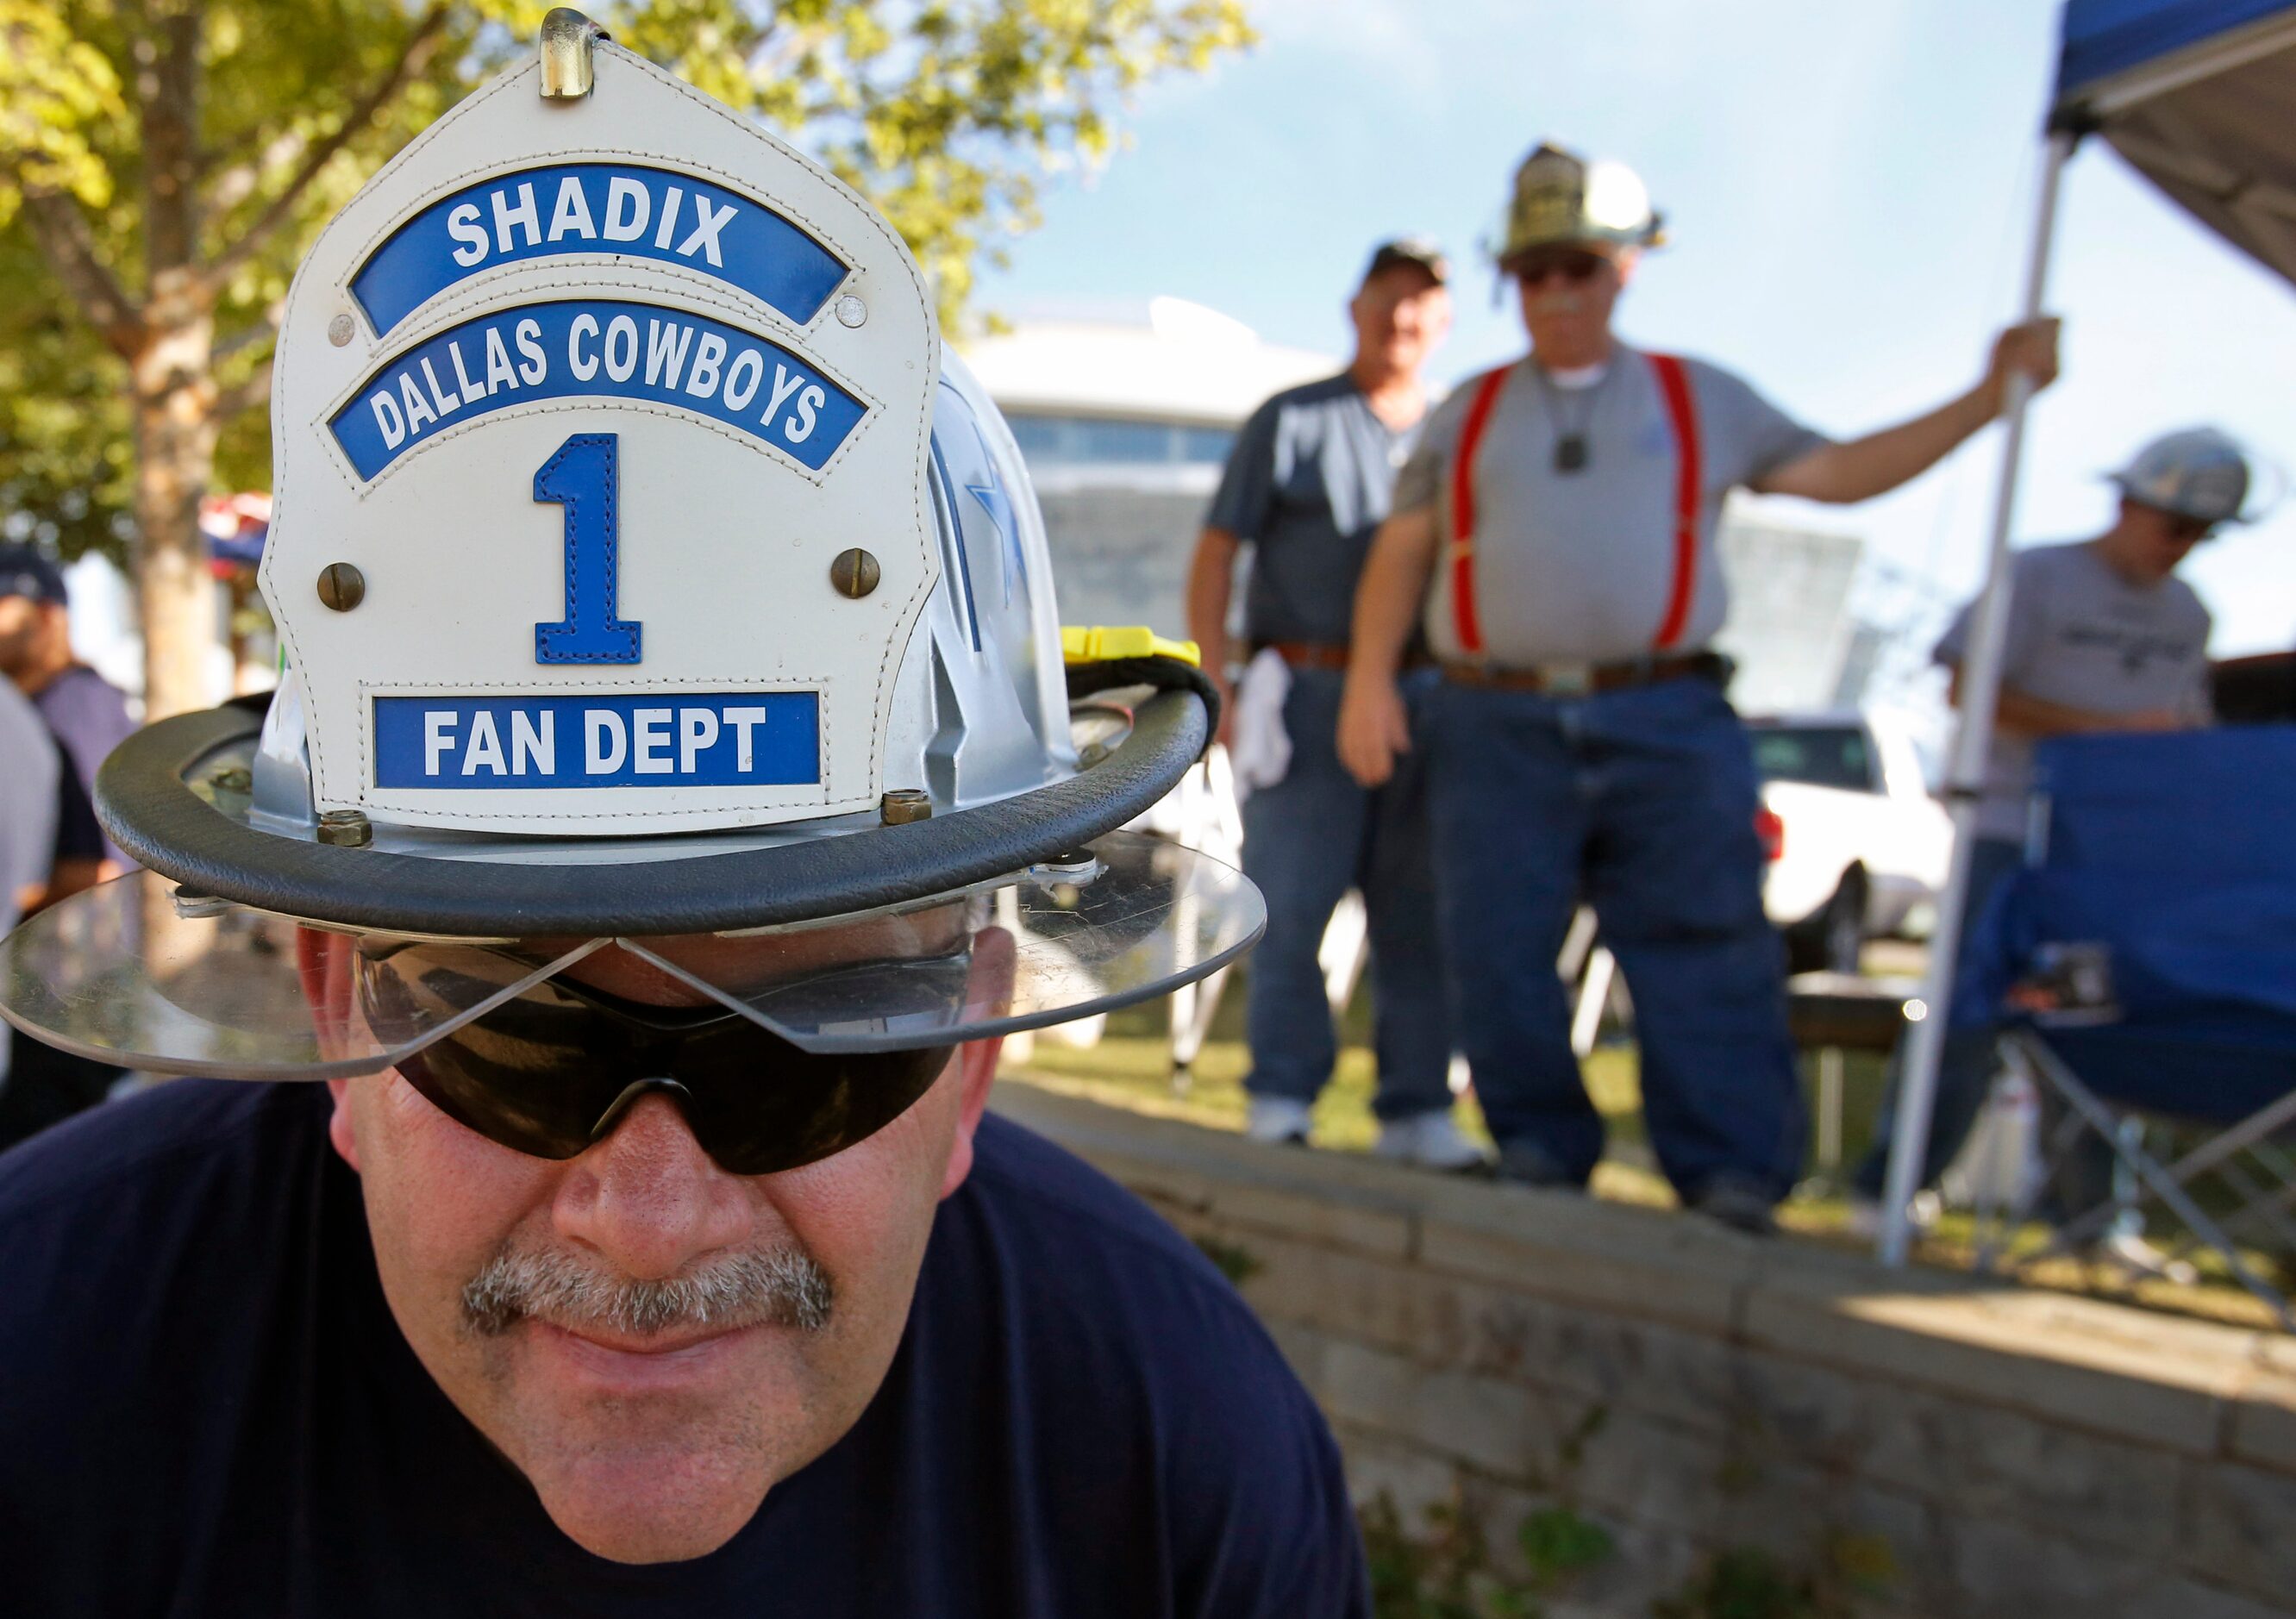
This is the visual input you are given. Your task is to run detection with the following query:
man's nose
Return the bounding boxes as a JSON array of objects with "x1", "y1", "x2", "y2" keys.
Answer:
[{"x1": 552, "y1": 1092, "x2": 752, "y2": 1279}]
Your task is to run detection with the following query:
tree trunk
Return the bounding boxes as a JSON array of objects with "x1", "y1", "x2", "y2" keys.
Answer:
[
  {"x1": 130, "y1": 261, "x2": 220, "y2": 719},
  {"x1": 132, "y1": 2, "x2": 217, "y2": 721}
]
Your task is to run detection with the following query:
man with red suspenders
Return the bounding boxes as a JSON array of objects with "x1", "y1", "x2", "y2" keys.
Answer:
[{"x1": 1336, "y1": 142, "x2": 2059, "y2": 1229}]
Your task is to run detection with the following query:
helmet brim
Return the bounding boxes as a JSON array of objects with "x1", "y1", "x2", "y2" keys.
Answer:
[{"x1": 97, "y1": 689, "x2": 1210, "y2": 937}]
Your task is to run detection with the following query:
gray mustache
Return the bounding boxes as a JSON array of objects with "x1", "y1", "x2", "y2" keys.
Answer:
[{"x1": 460, "y1": 1244, "x2": 835, "y2": 1339}]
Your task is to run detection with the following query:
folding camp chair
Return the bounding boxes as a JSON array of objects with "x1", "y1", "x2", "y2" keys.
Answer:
[{"x1": 1961, "y1": 727, "x2": 2296, "y2": 1327}]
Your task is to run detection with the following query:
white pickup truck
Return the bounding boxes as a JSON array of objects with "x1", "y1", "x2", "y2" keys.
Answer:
[{"x1": 1745, "y1": 710, "x2": 1952, "y2": 973}]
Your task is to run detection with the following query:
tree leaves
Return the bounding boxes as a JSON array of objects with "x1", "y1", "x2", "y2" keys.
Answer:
[
  {"x1": 0, "y1": 0, "x2": 127, "y2": 225},
  {"x1": 0, "y1": 0, "x2": 1253, "y2": 568}
]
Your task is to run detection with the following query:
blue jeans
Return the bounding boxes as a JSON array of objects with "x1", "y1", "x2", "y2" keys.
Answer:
[
  {"x1": 1423, "y1": 675, "x2": 1804, "y2": 1201},
  {"x1": 1241, "y1": 667, "x2": 1453, "y2": 1121},
  {"x1": 1855, "y1": 838, "x2": 2023, "y2": 1200}
]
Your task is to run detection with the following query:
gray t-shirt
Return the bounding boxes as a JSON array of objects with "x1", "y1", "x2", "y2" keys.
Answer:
[
  {"x1": 33, "y1": 665, "x2": 135, "y2": 867},
  {"x1": 1939, "y1": 540, "x2": 2214, "y2": 839},
  {"x1": 0, "y1": 680, "x2": 59, "y2": 1086},
  {"x1": 1207, "y1": 374, "x2": 1420, "y2": 645},
  {"x1": 1393, "y1": 347, "x2": 1826, "y2": 665}
]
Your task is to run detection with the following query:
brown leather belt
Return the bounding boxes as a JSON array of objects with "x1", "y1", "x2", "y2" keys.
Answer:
[
  {"x1": 1441, "y1": 650, "x2": 1726, "y2": 696},
  {"x1": 1254, "y1": 641, "x2": 1435, "y2": 673},
  {"x1": 1257, "y1": 640, "x2": 1352, "y2": 672}
]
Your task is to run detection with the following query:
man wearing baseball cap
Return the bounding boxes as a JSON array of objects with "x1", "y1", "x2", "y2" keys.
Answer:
[
  {"x1": 1337, "y1": 141, "x2": 2060, "y2": 1228},
  {"x1": 0, "y1": 545, "x2": 122, "y2": 1147},
  {"x1": 0, "y1": 544, "x2": 136, "y2": 868},
  {"x1": 1186, "y1": 236, "x2": 1473, "y2": 1167},
  {"x1": 0, "y1": 22, "x2": 1364, "y2": 1613}
]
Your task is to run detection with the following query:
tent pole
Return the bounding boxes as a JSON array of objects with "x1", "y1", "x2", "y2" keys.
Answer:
[{"x1": 1877, "y1": 128, "x2": 2077, "y2": 1268}]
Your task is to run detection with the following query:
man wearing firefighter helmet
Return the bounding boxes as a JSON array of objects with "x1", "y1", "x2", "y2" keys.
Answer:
[{"x1": 0, "y1": 22, "x2": 1363, "y2": 1614}]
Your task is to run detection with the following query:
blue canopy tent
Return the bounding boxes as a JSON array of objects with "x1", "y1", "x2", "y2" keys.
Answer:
[{"x1": 1878, "y1": 0, "x2": 2296, "y2": 1264}]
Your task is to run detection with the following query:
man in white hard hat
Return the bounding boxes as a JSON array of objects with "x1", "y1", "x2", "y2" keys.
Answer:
[
  {"x1": 0, "y1": 25, "x2": 1364, "y2": 1615},
  {"x1": 1186, "y1": 237, "x2": 1473, "y2": 1167},
  {"x1": 1336, "y1": 141, "x2": 2060, "y2": 1229},
  {"x1": 1852, "y1": 427, "x2": 2243, "y2": 1249}
]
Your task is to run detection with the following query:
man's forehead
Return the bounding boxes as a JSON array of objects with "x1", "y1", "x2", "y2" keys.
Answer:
[{"x1": 1362, "y1": 263, "x2": 1445, "y2": 298}]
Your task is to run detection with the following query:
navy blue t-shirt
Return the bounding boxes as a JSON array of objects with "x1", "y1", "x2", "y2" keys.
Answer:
[
  {"x1": 1208, "y1": 374, "x2": 1421, "y2": 647},
  {"x1": 0, "y1": 1081, "x2": 1367, "y2": 1616}
]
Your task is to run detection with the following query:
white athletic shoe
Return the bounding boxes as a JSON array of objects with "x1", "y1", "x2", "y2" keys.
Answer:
[
  {"x1": 1244, "y1": 1096, "x2": 1313, "y2": 1146},
  {"x1": 2089, "y1": 1229, "x2": 2200, "y2": 1286},
  {"x1": 1373, "y1": 1110, "x2": 1492, "y2": 1172},
  {"x1": 1843, "y1": 1191, "x2": 1940, "y2": 1242}
]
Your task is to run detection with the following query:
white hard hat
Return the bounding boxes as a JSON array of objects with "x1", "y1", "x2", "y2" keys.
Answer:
[
  {"x1": 1497, "y1": 141, "x2": 1666, "y2": 264},
  {"x1": 0, "y1": 23, "x2": 1257, "y2": 1080},
  {"x1": 2106, "y1": 427, "x2": 2253, "y2": 527}
]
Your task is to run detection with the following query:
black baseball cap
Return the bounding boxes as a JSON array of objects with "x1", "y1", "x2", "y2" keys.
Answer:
[
  {"x1": 1361, "y1": 236, "x2": 1448, "y2": 287},
  {"x1": 0, "y1": 546, "x2": 67, "y2": 608}
]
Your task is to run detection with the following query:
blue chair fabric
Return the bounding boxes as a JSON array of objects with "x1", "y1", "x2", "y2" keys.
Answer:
[{"x1": 1963, "y1": 727, "x2": 2296, "y2": 1124}]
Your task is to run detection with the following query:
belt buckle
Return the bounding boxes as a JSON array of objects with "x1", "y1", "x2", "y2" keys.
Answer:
[{"x1": 1542, "y1": 660, "x2": 1593, "y2": 697}]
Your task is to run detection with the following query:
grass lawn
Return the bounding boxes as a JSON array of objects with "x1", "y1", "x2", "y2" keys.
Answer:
[
  {"x1": 1009, "y1": 1028, "x2": 1679, "y2": 1207},
  {"x1": 1003, "y1": 989, "x2": 2287, "y2": 1332}
]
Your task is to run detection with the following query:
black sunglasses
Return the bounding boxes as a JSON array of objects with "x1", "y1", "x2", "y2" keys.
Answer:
[
  {"x1": 358, "y1": 948, "x2": 956, "y2": 1175},
  {"x1": 1511, "y1": 248, "x2": 1608, "y2": 286}
]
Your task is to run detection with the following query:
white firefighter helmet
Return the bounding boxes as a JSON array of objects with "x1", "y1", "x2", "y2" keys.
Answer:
[
  {"x1": 2106, "y1": 427, "x2": 2254, "y2": 528},
  {"x1": 1496, "y1": 141, "x2": 1665, "y2": 265},
  {"x1": 0, "y1": 17, "x2": 1257, "y2": 1091}
]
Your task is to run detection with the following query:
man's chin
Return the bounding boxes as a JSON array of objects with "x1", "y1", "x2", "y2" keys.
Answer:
[
  {"x1": 492, "y1": 1322, "x2": 799, "y2": 1561},
  {"x1": 535, "y1": 1463, "x2": 770, "y2": 1565}
]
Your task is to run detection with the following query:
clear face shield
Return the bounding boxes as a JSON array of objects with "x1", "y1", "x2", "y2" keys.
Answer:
[{"x1": 1, "y1": 829, "x2": 1260, "y2": 1172}]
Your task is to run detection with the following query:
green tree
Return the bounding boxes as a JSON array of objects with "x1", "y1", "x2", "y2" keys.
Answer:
[{"x1": 0, "y1": 0, "x2": 1250, "y2": 717}]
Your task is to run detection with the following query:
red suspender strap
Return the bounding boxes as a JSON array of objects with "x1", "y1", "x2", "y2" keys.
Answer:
[
  {"x1": 1646, "y1": 352, "x2": 1702, "y2": 652},
  {"x1": 1447, "y1": 365, "x2": 1512, "y2": 656}
]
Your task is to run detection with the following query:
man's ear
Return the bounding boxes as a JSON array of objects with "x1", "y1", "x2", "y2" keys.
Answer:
[
  {"x1": 297, "y1": 927, "x2": 363, "y2": 1173},
  {"x1": 937, "y1": 926, "x2": 1016, "y2": 1201},
  {"x1": 326, "y1": 1078, "x2": 361, "y2": 1173},
  {"x1": 935, "y1": 1035, "x2": 1003, "y2": 1201}
]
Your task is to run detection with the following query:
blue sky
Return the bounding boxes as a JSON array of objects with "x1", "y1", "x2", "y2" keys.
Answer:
[{"x1": 980, "y1": 0, "x2": 2296, "y2": 656}]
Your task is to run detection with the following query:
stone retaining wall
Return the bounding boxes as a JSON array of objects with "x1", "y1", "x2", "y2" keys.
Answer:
[{"x1": 994, "y1": 1081, "x2": 2296, "y2": 1618}]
